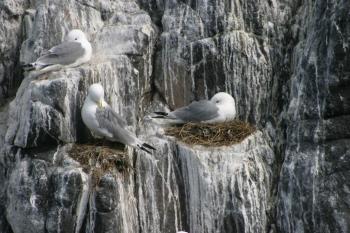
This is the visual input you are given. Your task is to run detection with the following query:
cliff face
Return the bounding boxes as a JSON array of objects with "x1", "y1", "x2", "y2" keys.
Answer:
[
  {"x1": 277, "y1": 1, "x2": 350, "y2": 232},
  {"x1": 0, "y1": 0, "x2": 349, "y2": 233}
]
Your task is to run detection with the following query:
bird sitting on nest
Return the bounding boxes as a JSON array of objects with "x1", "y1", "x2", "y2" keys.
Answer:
[
  {"x1": 152, "y1": 92, "x2": 237, "y2": 124},
  {"x1": 81, "y1": 83, "x2": 156, "y2": 154}
]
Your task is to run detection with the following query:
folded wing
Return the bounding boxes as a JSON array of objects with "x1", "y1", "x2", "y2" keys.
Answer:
[
  {"x1": 95, "y1": 105, "x2": 131, "y2": 143},
  {"x1": 95, "y1": 105, "x2": 155, "y2": 153},
  {"x1": 171, "y1": 100, "x2": 219, "y2": 122},
  {"x1": 36, "y1": 41, "x2": 85, "y2": 66}
]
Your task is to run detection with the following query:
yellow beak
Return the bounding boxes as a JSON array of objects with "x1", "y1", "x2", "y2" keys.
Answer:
[{"x1": 98, "y1": 99, "x2": 104, "y2": 108}]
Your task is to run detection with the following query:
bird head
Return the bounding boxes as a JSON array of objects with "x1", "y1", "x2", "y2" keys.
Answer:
[
  {"x1": 211, "y1": 92, "x2": 235, "y2": 106},
  {"x1": 65, "y1": 29, "x2": 88, "y2": 42},
  {"x1": 210, "y1": 92, "x2": 236, "y2": 120},
  {"x1": 87, "y1": 83, "x2": 105, "y2": 108}
]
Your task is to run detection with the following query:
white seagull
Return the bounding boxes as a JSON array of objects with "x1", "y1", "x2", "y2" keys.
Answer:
[
  {"x1": 81, "y1": 83, "x2": 156, "y2": 154},
  {"x1": 152, "y1": 92, "x2": 236, "y2": 124},
  {"x1": 23, "y1": 29, "x2": 92, "y2": 73}
]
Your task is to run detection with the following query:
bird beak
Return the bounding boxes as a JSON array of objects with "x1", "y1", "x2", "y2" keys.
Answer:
[{"x1": 98, "y1": 99, "x2": 104, "y2": 108}]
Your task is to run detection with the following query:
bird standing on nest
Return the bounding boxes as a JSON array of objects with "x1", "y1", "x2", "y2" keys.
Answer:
[
  {"x1": 23, "y1": 29, "x2": 92, "y2": 74},
  {"x1": 81, "y1": 83, "x2": 156, "y2": 154},
  {"x1": 152, "y1": 92, "x2": 237, "y2": 124}
]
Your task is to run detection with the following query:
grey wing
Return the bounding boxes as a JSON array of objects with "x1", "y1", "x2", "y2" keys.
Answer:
[
  {"x1": 95, "y1": 105, "x2": 136, "y2": 145},
  {"x1": 172, "y1": 100, "x2": 219, "y2": 122},
  {"x1": 36, "y1": 41, "x2": 85, "y2": 65}
]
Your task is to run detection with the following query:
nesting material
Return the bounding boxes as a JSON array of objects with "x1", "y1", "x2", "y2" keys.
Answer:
[
  {"x1": 69, "y1": 142, "x2": 131, "y2": 186},
  {"x1": 165, "y1": 120, "x2": 256, "y2": 147}
]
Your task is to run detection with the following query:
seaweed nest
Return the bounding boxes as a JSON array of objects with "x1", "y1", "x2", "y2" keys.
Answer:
[
  {"x1": 69, "y1": 142, "x2": 131, "y2": 186},
  {"x1": 165, "y1": 120, "x2": 256, "y2": 147}
]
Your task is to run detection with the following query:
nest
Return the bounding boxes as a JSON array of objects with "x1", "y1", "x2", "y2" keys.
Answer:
[
  {"x1": 165, "y1": 120, "x2": 256, "y2": 147},
  {"x1": 69, "y1": 142, "x2": 131, "y2": 186}
]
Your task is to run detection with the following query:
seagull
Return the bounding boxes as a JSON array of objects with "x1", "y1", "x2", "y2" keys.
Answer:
[
  {"x1": 152, "y1": 92, "x2": 236, "y2": 124},
  {"x1": 81, "y1": 83, "x2": 156, "y2": 154},
  {"x1": 23, "y1": 29, "x2": 92, "y2": 73}
]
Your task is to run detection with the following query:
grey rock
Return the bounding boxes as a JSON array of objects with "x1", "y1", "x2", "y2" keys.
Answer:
[
  {"x1": 5, "y1": 0, "x2": 156, "y2": 148},
  {"x1": 19, "y1": 1, "x2": 103, "y2": 66},
  {"x1": 0, "y1": 99, "x2": 10, "y2": 148},
  {"x1": 46, "y1": 168, "x2": 85, "y2": 233},
  {"x1": 152, "y1": 0, "x2": 279, "y2": 126},
  {"x1": 178, "y1": 131, "x2": 274, "y2": 233},
  {"x1": 277, "y1": 1, "x2": 350, "y2": 233},
  {"x1": 135, "y1": 132, "x2": 274, "y2": 233},
  {"x1": 135, "y1": 137, "x2": 185, "y2": 233},
  {"x1": 86, "y1": 173, "x2": 138, "y2": 233},
  {"x1": 0, "y1": 0, "x2": 27, "y2": 101},
  {"x1": 6, "y1": 158, "x2": 49, "y2": 233},
  {"x1": 2, "y1": 145, "x2": 92, "y2": 233},
  {"x1": 1, "y1": 0, "x2": 350, "y2": 232},
  {"x1": 4, "y1": 55, "x2": 153, "y2": 148},
  {"x1": 5, "y1": 74, "x2": 81, "y2": 147}
]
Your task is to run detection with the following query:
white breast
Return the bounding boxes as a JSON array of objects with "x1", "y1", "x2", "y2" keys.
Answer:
[
  {"x1": 204, "y1": 104, "x2": 236, "y2": 123},
  {"x1": 81, "y1": 100, "x2": 99, "y2": 131},
  {"x1": 80, "y1": 40, "x2": 92, "y2": 63},
  {"x1": 69, "y1": 40, "x2": 92, "y2": 67},
  {"x1": 81, "y1": 99, "x2": 112, "y2": 138},
  {"x1": 220, "y1": 103, "x2": 236, "y2": 121}
]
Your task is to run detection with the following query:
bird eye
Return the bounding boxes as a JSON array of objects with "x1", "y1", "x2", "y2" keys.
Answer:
[
  {"x1": 75, "y1": 38, "x2": 78, "y2": 40},
  {"x1": 216, "y1": 100, "x2": 220, "y2": 103}
]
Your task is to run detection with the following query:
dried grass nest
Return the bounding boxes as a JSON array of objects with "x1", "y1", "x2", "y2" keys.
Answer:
[
  {"x1": 165, "y1": 120, "x2": 256, "y2": 147},
  {"x1": 69, "y1": 142, "x2": 131, "y2": 186}
]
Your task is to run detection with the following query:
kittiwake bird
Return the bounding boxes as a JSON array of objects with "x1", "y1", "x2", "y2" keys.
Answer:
[
  {"x1": 152, "y1": 92, "x2": 236, "y2": 124},
  {"x1": 23, "y1": 29, "x2": 92, "y2": 73},
  {"x1": 81, "y1": 83, "x2": 156, "y2": 154}
]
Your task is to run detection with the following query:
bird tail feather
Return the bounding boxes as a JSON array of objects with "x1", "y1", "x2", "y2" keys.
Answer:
[
  {"x1": 153, "y1": 111, "x2": 168, "y2": 116},
  {"x1": 142, "y1": 143, "x2": 156, "y2": 150},
  {"x1": 22, "y1": 62, "x2": 50, "y2": 71},
  {"x1": 152, "y1": 111, "x2": 170, "y2": 119},
  {"x1": 21, "y1": 63, "x2": 36, "y2": 71},
  {"x1": 22, "y1": 62, "x2": 53, "y2": 71},
  {"x1": 137, "y1": 143, "x2": 156, "y2": 154}
]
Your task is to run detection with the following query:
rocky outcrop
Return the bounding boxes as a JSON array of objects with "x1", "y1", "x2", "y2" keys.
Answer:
[
  {"x1": 151, "y1": 0, "x2": 280, "y2": 125},
  {"x1": 0, "y1": 0, "x2": 349, "y2": 233},
  {"x1": 1, "y1": 131, "x2": 273, "y2": 233},
  {"x1": 5, "y1": 0, "x2": 157, "y2": 148},
  {"x1": 0, "y1": 0, "x2": 27, "y2": 102},
  {"x1": 277, "y1": 1, "x2": 350, "y2": 233}
]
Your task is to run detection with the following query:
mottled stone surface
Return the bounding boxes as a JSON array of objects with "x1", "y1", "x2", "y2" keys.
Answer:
[
  {"x1": 6, "y1": 159, "x2": 48, "y2": 233},
  {"x1": 5, "y1": 74, "x2": 81, "y2": 147},
  {"x1": 0, "y1": 0, "x2": 27, "y2": 102},
  {"x1": 135, "y1": 137, "x2": 185, "y2": 233},
  {"x1": 135, "y1": 131, "x2": 274, "y2": 233},
  {"x1": 4, "y1": 57, "x2": 150, "y2": 148},
  {"x1": 277, "y1": 1, "x2": 350, "y2": 233},
  {"x1": 152, "y1": 0, "x2": 278, "y2": 126},
  {"x1": 0, "y1": 0, "x2": 349, "y2": 232},
  {"x1": 177, "y1": 131, "x2": 274, "y2": 233}
]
